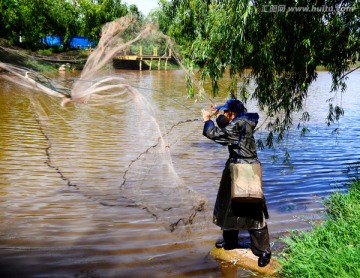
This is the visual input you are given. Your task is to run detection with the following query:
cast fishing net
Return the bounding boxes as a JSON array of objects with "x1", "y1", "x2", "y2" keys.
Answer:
[{"x1": 0, "y1": 15, "x2": 209, "y2": 233}]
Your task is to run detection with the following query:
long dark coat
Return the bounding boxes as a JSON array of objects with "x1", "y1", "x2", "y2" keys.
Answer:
[{"x1": 203, "y1": 113, "x2": 269, "y2": 230}]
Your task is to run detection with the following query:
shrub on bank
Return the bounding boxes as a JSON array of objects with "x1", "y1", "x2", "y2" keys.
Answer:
[{"x1": 280, "y1": 180, "x2": 360, "y2": 278}]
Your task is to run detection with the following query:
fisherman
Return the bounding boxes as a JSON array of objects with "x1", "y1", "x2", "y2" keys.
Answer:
[{"x1": 201, "y1": 98, "x2": 271, "y2": 267}]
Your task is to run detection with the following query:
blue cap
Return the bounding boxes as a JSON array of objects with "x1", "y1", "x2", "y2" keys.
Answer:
[{"x1": 216, "y1": 99, "x2": 245, "y2": 114}]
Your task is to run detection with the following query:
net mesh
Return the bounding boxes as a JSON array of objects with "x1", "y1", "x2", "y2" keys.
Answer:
[{"x1": 0, "y1": 15, "x2": 209, "y2": 234}]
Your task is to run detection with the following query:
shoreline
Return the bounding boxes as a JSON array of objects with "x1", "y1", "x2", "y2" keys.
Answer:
[{"x1": 279, "y1": 180, "x2": 360, "y2": 277}]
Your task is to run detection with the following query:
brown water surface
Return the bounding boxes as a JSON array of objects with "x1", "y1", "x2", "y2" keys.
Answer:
[{"x1": 1, "y1": 69, "x2": 359, "y2": 277}]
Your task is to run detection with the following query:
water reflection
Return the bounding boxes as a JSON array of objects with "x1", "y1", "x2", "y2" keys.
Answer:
[{"x1": 0, "y1": 69, "x2": 359, "y2": 277}]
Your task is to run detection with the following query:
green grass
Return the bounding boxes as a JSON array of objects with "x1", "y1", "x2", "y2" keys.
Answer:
[
  {"x1": 23, "y1": 58, "x2": 57, "y2": 72},
  {"x1": 279, "y1": 180, "x2": 360, "y2": 278}
]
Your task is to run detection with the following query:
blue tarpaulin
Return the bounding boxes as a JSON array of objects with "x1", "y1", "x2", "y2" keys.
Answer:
[
  {"x1": 42, "y1": 36, "x2": 63, "y2": 46},
  {"x1": 42, "y1": 35, "x2": 95, "y2": 49},
  {"x1": 69, "y1": 36, "x2": 95, "y2": 49}
]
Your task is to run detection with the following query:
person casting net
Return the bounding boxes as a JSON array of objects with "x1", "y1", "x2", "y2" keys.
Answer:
[{"x1": 201, "y1": 98, "x2": 272, "y2": 268}]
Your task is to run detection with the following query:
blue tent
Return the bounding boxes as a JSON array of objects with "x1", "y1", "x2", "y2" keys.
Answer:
[{"x1": 69, "y1": 36, "x2": 95, "y2": 49}]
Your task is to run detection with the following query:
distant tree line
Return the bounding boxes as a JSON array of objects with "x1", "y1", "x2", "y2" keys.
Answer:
[{"x1": 0, "y1": 0, "x2": 143, "y2": 50}]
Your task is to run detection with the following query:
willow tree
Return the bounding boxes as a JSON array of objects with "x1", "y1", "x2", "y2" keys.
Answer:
[{"x1": 159, "y1": 0, "x2": 360, "y2": 150}]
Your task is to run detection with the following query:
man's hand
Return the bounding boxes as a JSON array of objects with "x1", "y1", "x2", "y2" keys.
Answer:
[
  {"x1": 201, "y1": 109, "x2": 211, "y2": 122},
  {"x1": 210, "y1": 104, "x2": 219, "y2": 116}
]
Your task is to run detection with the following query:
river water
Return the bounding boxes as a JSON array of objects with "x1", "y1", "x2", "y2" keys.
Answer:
[{"x1": 0, "y1": 69, "x2": 359, "y2": 277}]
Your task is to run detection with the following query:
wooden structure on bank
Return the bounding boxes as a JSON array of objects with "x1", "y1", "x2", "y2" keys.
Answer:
[{"x1": 114, "y1": 47, "x2": 172, "y2": 70}]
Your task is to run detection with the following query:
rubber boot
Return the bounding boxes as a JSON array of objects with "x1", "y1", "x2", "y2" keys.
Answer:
[{"x1": 223, "y1": 230, "x2": 239, "y2": 250}]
